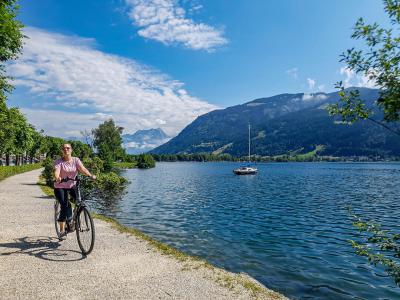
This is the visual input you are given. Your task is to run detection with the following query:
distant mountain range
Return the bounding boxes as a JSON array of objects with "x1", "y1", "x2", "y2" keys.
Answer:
[
  {"x1": 152, "y1": 88, "x2": 400, "y2": 157},
  {"x1": 122, "y1": 128, "x2": 170, "y2": 154}
]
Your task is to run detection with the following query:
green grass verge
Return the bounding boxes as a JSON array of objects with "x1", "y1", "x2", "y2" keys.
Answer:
[
  {"x1": 37, "y1": 176, "x2": 284, "y2": 299},
  {"x1": 113, "y1": 162, "x2": 137, "y2": 169},
  {"x1": 0, "y1": 163, "x2": 42, "y2": 181},
  {"x1": 294, "y1": 145, "x2": 325, "y2": 160}
]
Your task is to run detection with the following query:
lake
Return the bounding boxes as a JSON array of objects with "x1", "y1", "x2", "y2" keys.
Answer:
[{"x1": 89, "y1": 162, "x2": 400, "y2": 300}]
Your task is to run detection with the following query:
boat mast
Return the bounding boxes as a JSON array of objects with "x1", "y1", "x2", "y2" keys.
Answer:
[{"x1": 248, "y1": 123, "x2": 251, "y2": 162}]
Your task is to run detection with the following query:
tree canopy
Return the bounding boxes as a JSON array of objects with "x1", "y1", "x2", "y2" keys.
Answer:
[
  {"x1": 0, "y1": 0, "x2": 24, "y2": 103},
  {"x1": 328, "y1": 0, "x2": 400, "y2": 132},
  {"x1": 92, "y1": 119, "x2": 125, "y2": 170}
]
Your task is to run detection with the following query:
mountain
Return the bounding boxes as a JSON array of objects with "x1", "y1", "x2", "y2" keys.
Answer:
[
  {"x1": 122, "y1": 128, "x2": 170, "y2": 154},
  {"x1": 152, "y1": 88, "x2": 400, "y2": 157}
]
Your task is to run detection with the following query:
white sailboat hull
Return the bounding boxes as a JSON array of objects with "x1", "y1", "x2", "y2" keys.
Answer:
[{"x1": 233, "y1": 167, "x2": 258, "y2": 175}]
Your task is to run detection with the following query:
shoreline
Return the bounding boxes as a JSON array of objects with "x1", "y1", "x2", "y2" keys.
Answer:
[{"x1": 34, "y1": 170, "x2": 287, "y2": 299}]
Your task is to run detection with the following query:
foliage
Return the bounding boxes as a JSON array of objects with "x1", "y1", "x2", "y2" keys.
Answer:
[
  {"x1": 92, "y1": 119, "x2": 126, "y2": 167},
  {"x1": 113, "y1": 161, "x2": 136, "y2": 169},
  {"x1": 327, "y1": 86, "x2": 372, "y2": 124},
  {"x1": 95, "y1": 172, "x2": 127, "y2": 190},
  {"x1": 82, "y1": 156, "x2": 104, "y2": 174},
  {"x1": 41, "y1": 136, "x2": 65, "y2": 159},
  {"x1": 328, "y1": 0, "x2": 400, "y2": 133},
  {"x1": 348, "y1": 209, "x2": 400, "y2": 286},
  {"x1": 0, "y1": 107, "x2": 35, "y2": 159},
  {"x1": 136, "y1": 153, "x2": 156, "y2": 169},
  {"x1": 0, "y1": 0, "x2": 24, "y2": 103},
  {"x1": 0, "y1": 163, "x2": 41, "y2": 181},
  {"x1": 41, "y1": 157, "x2": 54, "y2": 186},
  {"x1": 68, "y1": 140, "x2": 93, "y2": 159}
]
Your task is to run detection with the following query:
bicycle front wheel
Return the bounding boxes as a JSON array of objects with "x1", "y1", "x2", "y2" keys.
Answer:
[
  {"x1": 54, "y1": 200, "x2": 62, "y2": 238},
  {"x1": 76, "y1": 207, "x2": 95, "y2": 255}
]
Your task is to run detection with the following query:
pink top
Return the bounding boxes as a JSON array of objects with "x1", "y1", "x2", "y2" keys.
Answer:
[{"x1": 54, "y1": 157, "x2": 83, "y2": 189}]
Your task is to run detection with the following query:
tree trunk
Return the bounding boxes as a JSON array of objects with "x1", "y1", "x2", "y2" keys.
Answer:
[{"x1": 6, "y1": 154, "x2": 10, "y2": 166}]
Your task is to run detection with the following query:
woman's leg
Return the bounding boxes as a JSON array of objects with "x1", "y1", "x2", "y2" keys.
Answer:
[
  {"x1": 66, "y1": 188, "x2": 77, "y2": 231},
  {"x1": 54, "y1": 188, "x2": 69, "y2": 232}
]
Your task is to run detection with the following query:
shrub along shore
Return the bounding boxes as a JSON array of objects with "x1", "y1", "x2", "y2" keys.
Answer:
[{"x1": 0, "y1": 163, "x2": 42, "y2": 181}]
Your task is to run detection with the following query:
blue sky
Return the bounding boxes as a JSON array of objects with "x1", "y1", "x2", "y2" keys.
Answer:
[{"x1": 8, "y1": 0, "x2": 387, "y2": 137}]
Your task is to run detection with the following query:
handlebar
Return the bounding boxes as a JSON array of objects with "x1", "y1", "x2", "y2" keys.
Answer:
[
  {"x1": 61, "y1": 177, "x2": 78, "y2": 183},
  {"x1": 54, "y1": 176, "x2": 79, "y2": 183}
]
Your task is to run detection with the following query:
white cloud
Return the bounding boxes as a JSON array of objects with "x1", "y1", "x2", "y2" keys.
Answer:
[
  {"x1": 340, "y1": 66, "x2": 377, "y2": 88},
  {"x1": 21, "y1": 108, "x2": 105, "y2": 138},
  {"x1": 9, "y1": 27, "x2": 218, "y2": 137},
  {"x1": 307, "y1": 78, "x2": 316, "y2": 90},
  {"x1": 126, "y1": 0, "x2": 227, "y2": 51},
  {"x1": 286, "y1": 67, "x2": 298, "y2": 79},
  {"x1": 302, "y1": 93, "x2": 328, "y2": 102}
]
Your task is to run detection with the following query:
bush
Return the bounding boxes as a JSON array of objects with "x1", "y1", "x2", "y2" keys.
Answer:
[
  {"x1": 41, "y1": 157, "x2": 54, "y2": 186},
  {"x1": 96, "y1": 172, "x2": 128, "y2": 190},
  {"x1": 137, "y1": 154, "x2": 155, "y2": 169},
  {"x1": 0, "y1": 163, "x2": 42, "y2": 181},
  {"x1": 113, "y1": 161, "x2": 136, "y2": 169},
  {"x1": 82, "y1": 156, "x2": 104, "y2": 174}
]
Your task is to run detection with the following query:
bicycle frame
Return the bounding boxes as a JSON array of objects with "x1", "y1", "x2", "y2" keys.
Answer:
[{"x1": 56, "y1": 177, "x2": 88, "y2": 227}]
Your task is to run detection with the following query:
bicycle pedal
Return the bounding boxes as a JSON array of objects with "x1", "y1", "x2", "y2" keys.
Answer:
[{"x1": 66, "y1": 222, "x2": 75, "y2": 232}]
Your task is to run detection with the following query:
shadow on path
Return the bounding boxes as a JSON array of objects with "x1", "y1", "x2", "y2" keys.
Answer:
[
  {"x1": 0, "y1": 236, "x2": 85, "y2": 262},
  {"x1": 36, "y1": 195, "x2": 53, "y2": 200}
]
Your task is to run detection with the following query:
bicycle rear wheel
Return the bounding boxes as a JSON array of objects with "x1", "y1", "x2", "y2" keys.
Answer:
[
  {"x1": 76, "y1": 207, "x2": 95, "y2": 255},
  {"x1": 54, "y1": 200, "x2": 62, "y2": 238}
]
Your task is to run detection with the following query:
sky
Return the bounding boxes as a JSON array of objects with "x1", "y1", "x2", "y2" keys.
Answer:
[{"x1": 7, "y1": 0, "x2": 388, "y2": 138}]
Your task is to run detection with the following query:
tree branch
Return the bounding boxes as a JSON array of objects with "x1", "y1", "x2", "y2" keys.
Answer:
[{"x1": 366, "y1": 117, "x2": 400, "y2": 136}]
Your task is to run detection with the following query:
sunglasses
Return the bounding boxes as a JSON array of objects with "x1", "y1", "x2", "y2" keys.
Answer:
[{"x1": 62, "y1": 147, "x2": 71, "y2": 150}]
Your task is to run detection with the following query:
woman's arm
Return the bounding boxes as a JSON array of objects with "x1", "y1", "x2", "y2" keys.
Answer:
[
  {"x1": 54, "y1": 166, "x2": 61, "y2": 182},
  {"x1": 77, "y1": 161, "x2": 96, "y2": 180}
]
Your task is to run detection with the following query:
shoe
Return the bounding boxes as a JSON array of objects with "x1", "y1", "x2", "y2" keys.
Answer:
[{"x1": 59, "y1": 231, "x2": 67, "y2": 241}]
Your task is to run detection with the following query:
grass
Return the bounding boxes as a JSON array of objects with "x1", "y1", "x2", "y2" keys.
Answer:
[
  {"x1": 0, "y1": 163, "x2": 42, "y2": 181},
  {"x1": 37, "y1": 176, "x2": 285, "y2": 299},
  {"x1": 272, "y1": 145, "x2": 325, "y2": 161},
  {"x1": 113, "y1": 162, "x2": 137, "y2": 169},
  {"x1": 294, "y1": 145, "x2": 325, "y2": 160}
]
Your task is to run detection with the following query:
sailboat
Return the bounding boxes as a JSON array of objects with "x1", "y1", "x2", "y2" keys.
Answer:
[{"x1": 233, "y1": 124, "x2": 258, "y2": 175}]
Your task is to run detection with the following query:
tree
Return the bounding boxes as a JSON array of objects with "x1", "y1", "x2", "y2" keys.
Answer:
[
  {"x1": 0, "y1": 107, "x2": 34, "y2": 165},
  {"x1": 0, "y1": 0, "x2": 24, "y2": 104},
  {"x1": 0, "y1": 0, "x2": 24, "y2": 164},
  {"x1": 68, "y1": 140, "x2": 93, "y2": 159},
  {"x1": 327, "y1": 0, "x2": 400, "y2": 286},
  {"x1": 136, "y1": 154, "x2": 155, "y2": 169},
  {"x1": 327, "y1": 0, "x2": 400, "y2": 135},
  {"x1": 43, "y1": 136, "x2": 65, "y2": 159},
  {"x1": 92, "y1": 119, "x2": 126, "y2": 170}
]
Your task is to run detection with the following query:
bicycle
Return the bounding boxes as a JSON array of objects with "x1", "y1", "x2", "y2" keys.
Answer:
[{"x1": 54, "y1": 177, "x2": 95, "y2": 255}]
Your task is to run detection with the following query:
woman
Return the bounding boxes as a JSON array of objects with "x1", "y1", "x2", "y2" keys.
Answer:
[{"x1": 54, "y1": 143, "x2": 96, "y2": 239}]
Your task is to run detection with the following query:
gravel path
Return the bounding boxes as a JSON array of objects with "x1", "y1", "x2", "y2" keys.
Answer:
[{"x1": 0, "y1": 169, "x2": 287, "y2": 300}]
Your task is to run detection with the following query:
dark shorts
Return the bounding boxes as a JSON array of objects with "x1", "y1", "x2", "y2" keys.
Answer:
[{"x1": 54, "y1": 187, "x2": 77, "y2": 222}]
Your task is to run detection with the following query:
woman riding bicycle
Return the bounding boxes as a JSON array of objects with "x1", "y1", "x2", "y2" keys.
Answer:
[{"x1": 54, "y1": 143, "x2": 96, "y2": 239}]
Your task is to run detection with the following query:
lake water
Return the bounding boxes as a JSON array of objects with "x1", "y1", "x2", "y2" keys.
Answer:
[{"x1": 89, "y1": 162, "x2": 400, "y2": 299}]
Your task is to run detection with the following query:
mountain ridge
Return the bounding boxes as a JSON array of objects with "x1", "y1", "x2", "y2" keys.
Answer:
[
  {"x1": 123, "y1": 128, "x2": 170, "y2": 154},
  {"x1": 152, "y1": 88, "x2": 400, "y2": 157}
]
